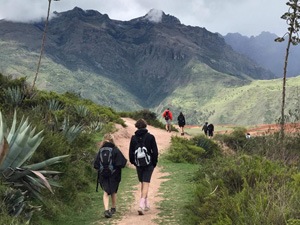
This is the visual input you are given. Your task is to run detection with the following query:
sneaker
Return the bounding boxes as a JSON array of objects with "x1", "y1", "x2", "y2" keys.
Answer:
[
  {"x1": 138, "y1": 207, "x2": 144, "y2": 215},
  {"x1": 111, "y1": 207, "x2": 116, "y2": 214},
  {"x1": 104, "y1": 210, "x2": 112, "y2": 218},
  {"x1": 144, "y1": 199, "x2": 150, "y2": 211}
]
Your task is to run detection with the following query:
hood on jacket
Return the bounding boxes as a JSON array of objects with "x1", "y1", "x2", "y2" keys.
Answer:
[{"x1": 135, "y1": 128, "x2": 148, "y2": 137}]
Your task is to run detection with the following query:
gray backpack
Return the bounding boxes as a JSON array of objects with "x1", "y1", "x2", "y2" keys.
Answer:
[{"x1": 98, "y1": 147, "x2": 115, "y2": 177}]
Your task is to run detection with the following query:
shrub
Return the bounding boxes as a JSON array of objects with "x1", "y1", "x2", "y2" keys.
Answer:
[
  {"x1": 189, "y1": 155, "x2": 300, "y2": 225},
  {"x1": 216, "y1": 127, "x2": 248, "y2": 151},
  {"x1": 119, "y1": 109, "x2": 166, "y2": 129},
  {"x1": 164, "y1": 136, "x2": 205, "y2": 163},
  {"x1": 191, "y1": 135, "x2": 222, "y2": 158}
]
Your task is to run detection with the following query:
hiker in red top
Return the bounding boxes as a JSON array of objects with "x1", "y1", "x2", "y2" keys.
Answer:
[{"x1": 162, "y1": 108, "x2": 173, "y2": 132}]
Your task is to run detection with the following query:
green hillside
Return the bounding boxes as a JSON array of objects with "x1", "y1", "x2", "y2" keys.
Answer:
[
  {"x1": 1, "y1": 40, "x2": 298, "y2": 126},
  {"x1": 0, "y1": 40, "x2": 142, "y2": 112},
  {"x1": 158, "y1": 62, "x2": 299, "y2": 125}
]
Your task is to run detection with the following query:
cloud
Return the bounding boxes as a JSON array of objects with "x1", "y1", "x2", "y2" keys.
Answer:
[
  {"x1": 0, "y1": 0, "x2": 289, "y2": 36},
  {"x1": 145, "y1": 9, "x2": 163, "y2": 23}
]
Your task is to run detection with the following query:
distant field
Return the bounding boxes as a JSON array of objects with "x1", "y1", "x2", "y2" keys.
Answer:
[
  {"x1": 185, "y1": 124, "x2": 239, "y2": 136},
  {"x1": 184, "y1": 123, "x2": 300, "y2": 136}
]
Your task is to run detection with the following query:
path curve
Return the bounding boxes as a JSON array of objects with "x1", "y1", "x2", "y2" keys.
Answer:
[{"x1": 112, "y1": 118, "x2": 175, "y2": 225}]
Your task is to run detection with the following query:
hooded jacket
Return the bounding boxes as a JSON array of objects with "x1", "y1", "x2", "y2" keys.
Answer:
[{"x1": 129, "y1": 128, "x2": 158, "y2": 167}]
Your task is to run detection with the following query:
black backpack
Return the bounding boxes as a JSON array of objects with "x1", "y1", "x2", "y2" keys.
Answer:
[
  {"x1": 134, "y1": 135, "x2": 151, "y2": 167},
  {"x1": 165, "y1": 111, "x2": 170, "y2": 120},
  {"x1": 98, "y1": 147, "x2": 115, "y2": 178}
]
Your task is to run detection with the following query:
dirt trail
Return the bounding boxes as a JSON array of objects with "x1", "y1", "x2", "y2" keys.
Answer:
[{"x1": 111, "y1": 118, "x2": 180, "y2": 225}]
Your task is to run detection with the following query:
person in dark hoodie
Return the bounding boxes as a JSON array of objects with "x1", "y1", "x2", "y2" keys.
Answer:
[
  {"x1": 129, "y1": 119, "x2": 158, "y2": 215},
  {"x1": 94, "y1": 133, "x2": 127, "y2": 218},
  {"x1": 177, "y1": 112, "x2": 186, "y2": 136}
]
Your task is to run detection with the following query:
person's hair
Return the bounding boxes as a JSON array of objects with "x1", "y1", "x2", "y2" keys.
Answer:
[
  {"x1": 135, "y1": 119, "x2": 147, "y2": 129},
  {"x1": 102, "y1": 133, "x2": 115, "y2": 145}
]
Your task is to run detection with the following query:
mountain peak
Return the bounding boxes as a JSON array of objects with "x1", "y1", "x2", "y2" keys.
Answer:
[
  {"x1": 54, "y1": 7, "x2": 110, "y2": 21},
  {"x1": 144, "y1": 9, "x2": 164, "y2": 23},
  {"x1": 143, "y1": 9, "x2": 181, "y2": 25}
]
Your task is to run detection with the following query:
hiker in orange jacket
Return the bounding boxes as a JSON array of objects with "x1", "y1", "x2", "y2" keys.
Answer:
[{"x1": 162, "y1": 108, "x2": 173, "y2": 132}]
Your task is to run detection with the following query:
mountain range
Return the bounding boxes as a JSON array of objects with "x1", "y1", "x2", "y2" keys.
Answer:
[
  {"x1": 224, "y1": 32, "x2": 300, "y2": 77},
  {"x1": 0, "y1": 7, "x2": 299, "y2": 125}
]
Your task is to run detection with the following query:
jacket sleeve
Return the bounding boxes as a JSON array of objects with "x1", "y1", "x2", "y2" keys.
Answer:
[
  {"x1": 114, "y1": 147, "x2": 127, "y2": 168},
  {"x1": 129, "y1": 136, "x2": 136, "y2": 165},
  {"x1": 150, "y1": 135, "x2": 158, "y2": 167}
]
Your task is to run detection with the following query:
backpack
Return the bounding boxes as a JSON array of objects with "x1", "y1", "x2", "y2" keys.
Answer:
[
  {"x1": 98, "y1": 147, "x2": 115, "y2": 178},
  {"x1": 165, "y1": 111, "x2": 170, "y2": 120},
  {"x1": 134, "y1": 135, "x2": 151, "y2": 167}
]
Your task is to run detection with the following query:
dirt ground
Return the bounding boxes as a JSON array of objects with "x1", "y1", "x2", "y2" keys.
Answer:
[
  {"x1": 111, "y1": 118, "x2": 184, "y2": 225},
  {"x1": 246, "y1": 123, "x2": 300, "y2": 136}
]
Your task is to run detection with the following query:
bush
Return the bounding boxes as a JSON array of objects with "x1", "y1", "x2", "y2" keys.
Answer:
[
  {"x1": 164, "y1": 136, "x2": 205, "y2": 163},
  {"x1": 188, "y1": 155, "x2": 300, "y2": 225},
  {"x1": 119, "y1": 109, "x2": 167, "y2": 129},
  {"x1": 215, "y1": 127, "x2": 248, "y2": 151},
  {"x1": 191, "y1": 135, "x2": 222, "y2": 158}
]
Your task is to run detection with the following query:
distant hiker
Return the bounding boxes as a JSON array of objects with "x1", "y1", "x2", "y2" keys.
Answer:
[
  {"x1": 177, "y1": 112, "x2": 186, "y2": 136},
  {"x1": 246, "y1": 132, "x2": 251, "y2": 139},
  {"x1": 94, "y1": 133, "x2": 127, "y2": 218},
  {"x1": 162, "y1": 108, "x2": 173, "y2": 132},
  {"x1": 129, "y1": 119, "x2": 158, "y2": 215},
  {"x1": 202, "y1": 122, "x2": 208, "y2": 136},
  {"x1": 207, "y1": 123, "x2": 214, "y2": 138}
]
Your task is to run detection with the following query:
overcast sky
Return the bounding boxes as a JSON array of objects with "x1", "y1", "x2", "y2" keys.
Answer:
[{"x1": 0, "y1": 0, "x2": 289, "y2": 37}]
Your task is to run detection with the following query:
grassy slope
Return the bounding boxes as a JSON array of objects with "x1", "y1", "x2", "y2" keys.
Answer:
[
  {"x1": 160, "y1": 62, "x2": 300, "y2": 125},
  {"x1": 0, "y1": 40, "x2": 141, "y2": 112}
]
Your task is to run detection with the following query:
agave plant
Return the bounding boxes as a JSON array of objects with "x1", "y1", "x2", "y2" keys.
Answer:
[
  {"x1": 48, "y1": 99, "x2": 64, "y2": 112},
  {"x1": 61, "y1": 116, "x2": 83, "y2": 144},
  {"x1": 74, "y1": 105, "x2": 89, "y2": 118},
  {"x1": 0, "y1": 110, "x2": 68, "y2": 217},
  {"x1": 4, "y1": 86, "x2": 24, "y2": 108}
]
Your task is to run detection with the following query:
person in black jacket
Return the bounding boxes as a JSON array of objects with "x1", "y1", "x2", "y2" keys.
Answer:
[
  {"x1": 207, "y1": 123, "x2": 214, "y2": 138},
  {"x1": 177, "y1": 112, "x2": 186, "y2": 135},
  {"x1": 94, "y1": 133, "x2": 127, "y2": 218},
  {"x1": 202, "y1": 122, "x2": 208, "y2": 136},
  {"x1": 129, "y1": 119, "x2": 158, "y2": 215}
]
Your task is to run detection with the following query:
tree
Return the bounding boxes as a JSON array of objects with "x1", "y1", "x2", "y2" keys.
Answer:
[
  {"x1": 275, "y1": 0, "x2": 300, "y2": 138},
  {"x1": 31, "y1": 0, "x2": 60, "y2": 93}
]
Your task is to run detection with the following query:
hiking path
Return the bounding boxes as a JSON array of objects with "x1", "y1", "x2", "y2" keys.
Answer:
[{"x1": 111, "y1": 117, "x2": 178, "y2": 225}]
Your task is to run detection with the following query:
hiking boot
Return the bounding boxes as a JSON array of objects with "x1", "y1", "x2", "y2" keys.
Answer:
[
  {"x1": 181, "y1": 132, "x2": 184, "y2": 136},
  {"x1": 104, "y1": 210, "x2": 112, "y2": 218},
  {"x1": 144, "y1": 206, "x2": 150, "y2": 211},
  {"x1": 111, "y1": 207, "x2": 116, "y2": 214},
  {"x1": 138, "y1": 207, "x2": 144, "y2": 215}
]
